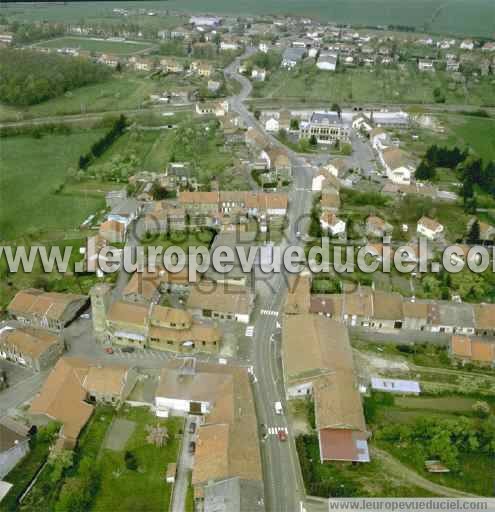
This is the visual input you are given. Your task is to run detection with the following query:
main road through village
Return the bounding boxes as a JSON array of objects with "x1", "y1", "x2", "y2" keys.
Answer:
[{"x1": 225, "y1": 51, "x2": 316, "y2": 512}]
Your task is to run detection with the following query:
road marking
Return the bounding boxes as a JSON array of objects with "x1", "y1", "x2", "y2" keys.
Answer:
[
  {"x1": 260, "y1": 309, "x2": 279, "y2": 317},
  {"x1": 267, "y1": 427, "x2": 288, "y2": 435},
  {"x1": 245, "y1": 325, "x2": 255, "y2": 337}
]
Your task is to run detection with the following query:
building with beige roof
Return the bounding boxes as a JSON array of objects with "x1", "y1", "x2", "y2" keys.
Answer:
[
  {"x1": 380, "y1": 147, "x2": 416, "y2": 186},
  {"x1": 282, "y1": 314, "x2": 369, "y2": 463},
  {"x1": 450, "y1": 335, "x2": 495, "y2": 366},
  {"x1": 474, "y1": 303, "x2": 495, "y2": 336},
  {"x1": 0, "y1": 326, "x2": 63, "y2": 372},
  {"x1": 187, "y1": 282, "x2": 254, "y2": 324},
  {"x1": 92, "y1": 287, "x2": 222, "y2": 354},
  {"x1": 153, "y1": 361, "x2": 263, "y2": 506},
  {"x1": 7, "y1": 289, "x2": 88, "y2": 332},
  {"x1": 29, "y1": 357, "x2": 94, "y2": 448},
  {"x1": 417, "y1": 216, "x2": 444, "y2": 240}
]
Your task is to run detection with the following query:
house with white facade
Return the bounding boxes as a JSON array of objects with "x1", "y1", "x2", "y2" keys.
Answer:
[
  {"x1": 380, "y1": 148, "x2": 415, "y2": 185},
  {"x1": 417, "y1": 216, "x2": 444, "y2": 240},
  {"x1": 320, "y1": 212, "x2": 346, "y2": 236}
]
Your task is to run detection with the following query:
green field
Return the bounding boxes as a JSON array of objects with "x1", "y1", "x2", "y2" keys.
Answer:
[
  {"x1": 252, "y1": 63, "x2": 495, "y2": 106},
  {"x1": 32, "y1": 36, "x2": 155, "y2": 55},
  {"x1": 0, "y1": 74, "x2": 160, "y2": 122},
  {"x1": 92, "y1": 407, "x2": 182, "y2": 512},
  {"x1": 0, "y1": 129, "x2": 107, "y2": 241},
  {"x1": 2, "y1": 0, "x2": 495, "y2": 37}
]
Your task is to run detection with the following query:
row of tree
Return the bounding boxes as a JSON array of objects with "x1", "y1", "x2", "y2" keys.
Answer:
[
  {"x1": 377, "y1": 414, "x2": 495, "y2": 470},
  {"x1": 415, "y1": 144, "x2": 468, "y2": 181},
  {"x1": 0, "y1": 49, "x2": 111, "y2": 106},
  {"x1": 78, "y1": 115, "x2": 127, "y2": 170}
]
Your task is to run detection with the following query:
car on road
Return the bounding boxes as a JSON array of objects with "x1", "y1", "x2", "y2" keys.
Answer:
[
  {"x1": 105, "y1": 347, "x2": 114, "y2": 354},
  {"x1": 121, "y1": 346, "x2": 135, "y2": 353},
  {"x1": 189, "y1": 422, "x2": 196, "y2": 434},
  {"x1": 277, "y1": 429, "x2": 288, "y2": 442},
  {"x1": 80, "y1": 313, "x2": 90, "y2": 319},
  {"x1": 188, "y1": 441, "x2": 196, "y2": 454},
  {"x1": 274, "y1": 401, "x2": 283, "y2": 415}
]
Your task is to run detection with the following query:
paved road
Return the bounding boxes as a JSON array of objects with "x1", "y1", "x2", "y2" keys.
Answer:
[
  {"x1": 226, "y1": 50, "x2": 315, "y2": 512},
  {"x1": 171, "y1": 415, "x2": 199, "y2": 512}
]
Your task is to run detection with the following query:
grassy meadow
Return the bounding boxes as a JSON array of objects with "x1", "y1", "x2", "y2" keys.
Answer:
[
  {"x1": 0, "y1": 129, "x2": 108, "y2": 242},
  {"x1": 252, "y1": 63, "x2": 495, "y2": 106},
  {"x1": 32, "y1": 36, "x2": 156, "y2": 55},
  {"x1": 2, "y1": 0, "x2": 494, "y2": 37}
]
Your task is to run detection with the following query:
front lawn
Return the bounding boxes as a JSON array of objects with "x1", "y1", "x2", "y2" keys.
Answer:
[{"x1": 92, "y1": 407, "x2": 182, "y2": 512}]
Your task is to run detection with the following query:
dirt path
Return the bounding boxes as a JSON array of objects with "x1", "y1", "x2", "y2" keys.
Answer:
[{"x1": 371, "y1": 447, "x2": 477, "y2": 498}]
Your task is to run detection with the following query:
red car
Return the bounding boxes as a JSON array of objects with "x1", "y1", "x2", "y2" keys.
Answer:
[
  {"x1": 277, "y1": 429, "x2": 287, "y2": 442},
  {"x1": 105, "y1": 347, "x2": 114, "y2": 354}
]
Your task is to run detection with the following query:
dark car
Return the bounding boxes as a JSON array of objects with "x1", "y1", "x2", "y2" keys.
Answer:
[
  {"x1": 188, "y1": 422, "x2": 197, "y2": 434},
  {"x1": 188, "y1": 441, "x2": 196, "y2": 454},
  {"x1": 122, "y1": 346, "x2": 135, "y2": 353}
]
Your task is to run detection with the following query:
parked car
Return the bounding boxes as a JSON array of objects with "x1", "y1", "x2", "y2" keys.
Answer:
[
  {"x1": 121, "y1": 346, "x2": 135, "y2": 353},
  {"x1": 260, "y1": 423, "x2": 267, "y2": 440},
  {"x1": 189, "y1": 422, "x2": 196, "y2": 434},
  {"x1": 188, "y1": 441, "x2": 196, "y2": 454}
]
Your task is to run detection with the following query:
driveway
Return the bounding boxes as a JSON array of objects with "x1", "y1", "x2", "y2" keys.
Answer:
[{"x1": 170, "y1": 415, "x2": 200, "y2": 512}]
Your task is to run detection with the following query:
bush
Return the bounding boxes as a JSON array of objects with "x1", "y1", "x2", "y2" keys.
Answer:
[{"x1": 124, "y1": 450, "x2": 138, "y2": 471}]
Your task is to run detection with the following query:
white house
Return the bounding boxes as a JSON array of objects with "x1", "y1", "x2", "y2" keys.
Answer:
[
  {"x1": 380, "y1": 148, "x2": 415, "y2": 185},
  {"x1": 418, "y1": 59, "x2": 435, "y2": 72},
  {"x1": 265, "y1": 117, "x2": 280, "y2": 132},
  {"x1": 460, "y1": 39, "x2": 474, "y2": 50},
  {"x1": 417, "y1": 216, "x2": 444, "y2": 240},
  {"x1": 352, "y1": 113, "x2": 374, "y2": 133},
  {"x1": 320, "y1": 212, "x2": 346, "y2": 236},
  {"x1": 370, "y1": 128, "x2": 391, "y2": 151},
  {"x1": 251, "y1": 67, "x2": 267, "y2": 81},
  {"x1": 259, "y1": 42, "x2": 269, "y2": 53},
  {"x1": 316, "y1": 52, "x2": 337, "y2": 71}
]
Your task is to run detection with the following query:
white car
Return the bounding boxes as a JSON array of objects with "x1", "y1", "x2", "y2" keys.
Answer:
[{"x1": 274, "y1": 401, "x2": 283, "y2": 415}]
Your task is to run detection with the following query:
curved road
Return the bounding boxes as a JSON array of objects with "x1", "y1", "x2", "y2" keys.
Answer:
[{"x1": 225, "y1": 51, "x2": 315, "y2": 512}]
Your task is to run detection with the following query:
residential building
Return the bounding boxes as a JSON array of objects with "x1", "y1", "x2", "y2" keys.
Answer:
[
  {"x1": 380, "y1": 148, "x2": 415, "y2": 185},
  {"x1": 417, "y1": 216, "x2": 444, "y2": 240},
  {"x1": 300, "y1": 112, "x2": 350, "y2": 144},
  {"x1": 187, "y1": 283, "x2": 254, "y2": 323},
  {"x1": 7, "y1": 289, "x2": 88, "y2": 332},
  {"x1": 195, "y1": 100, "x2": 229, "y2": 117},
  {"x1": 282, "y1": 314, "x2": 370, "y2": 463},
  {"x1": 153, "y1": 360, "x2": 263, "y2": 508},
  {"x1": 320, "y1": 212, "x2": 346, "y2": 236},
  {"x1": 366, "y1": 215, "x2": 393, "y2": 238},
  {"x1": 281, "y1": 47, "x2": 306, "y2": 69},
  {"x1": 418, "y1": 59, "x2": 435, "y2": 72},
  {"x1": 0, "y1": 326, "x2": 64, "y2": 372},
  {"x1": 190, "y1": 60, "x2": 214, "y2": 77},
  {"x1": 450, "y1": 335, "x2": 495, "y2": 366},
  {"x1": 316, "y1": 51, "x2": 338, "y2": 71},
  {"x1": 251, "y1": 66, "x2": 267, "y2": 81},
  {"x1": 91, "y1": 287, "x2": 222, "y2": 354},
  {"x1": 99, "y1": 219, "x2": 126, "y2": 243},
  {"x1": 264, "y1": 117, "x2": 279, "y2": 132},
  {"x1": 259, "y1": 147, "x2": 292, "y2": 178}
]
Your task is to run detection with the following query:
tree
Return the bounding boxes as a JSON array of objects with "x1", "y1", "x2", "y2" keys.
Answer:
[
  {"x1": 331, "y1": 103, "x2": 342, "y2": 118},
  {"x1": 467, "y1": 220, "x2": 480, "y2": 243},
  {"x1": 290, "y1": 118, "x2": 299, "y2": 131},
  {"x1": 415, "y1": 159, "x2": 436, "y2": 181},
  {"x1": 309, "y1": 134, "x2": 318, "y2": 147},
  {"x1": 124, "y1": 450, "x2": 138, "y2": 470}
]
